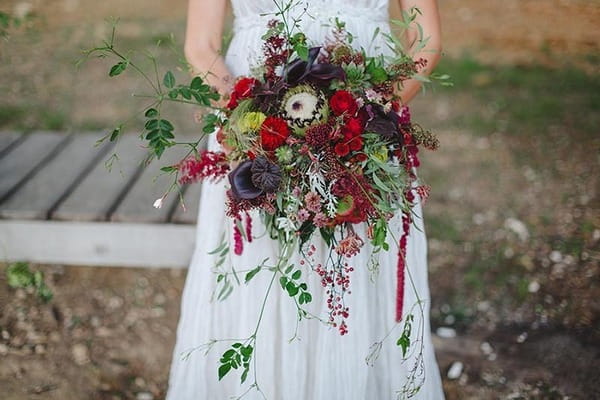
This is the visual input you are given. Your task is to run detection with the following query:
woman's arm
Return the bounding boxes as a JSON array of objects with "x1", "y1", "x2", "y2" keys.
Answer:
[
  {"x1": 184, "y1": 0, "x2": 232, "y2": 99},
  {"x1": 396, "y1": 0, "x2": 442, "y2": 104}
]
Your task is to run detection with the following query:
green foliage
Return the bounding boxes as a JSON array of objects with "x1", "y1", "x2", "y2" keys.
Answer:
[
  {"x1": 279, "y1": 265, "x2": 312, "y2": 305},
  {"x1": 5, "y1": 262, "x2": 53, "y2": 303},
  {"x1": 396, "y1": 313, "x2": 414, "y2": 357},
  {"x1": 218, "y1": 342, "x2": 253, "y2": 383},
  {"x1": 144, "y1": 113, "x2": 174, "y2": 158}
]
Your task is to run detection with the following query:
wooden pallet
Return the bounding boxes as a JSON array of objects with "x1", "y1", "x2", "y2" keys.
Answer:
[{"x1": 0, "y1": 132, "x2": 204, "y2": 268}]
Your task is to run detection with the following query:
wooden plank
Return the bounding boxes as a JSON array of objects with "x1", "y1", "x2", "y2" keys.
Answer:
[
  {"x1": 0, "y1": 133, "x2": 112, "y2": 220},
  {"x1": 0, "y1": 132, "x2": 23, "y2": 158},
  {"x1": 0, "y1": 220, "x2": 195, "y2": 268},
  {"x1": 0, "y1": 132, "x2": 68, "y2": 203},
  {"x1": 110, "y1": 145, "x2": 191, "y2": 223},
  {"x1": 171, "y1": 182, "x2": 202, "y2": 224},
  {"x1": 51, "y1": 135, "x2": 148, "y2": 221}
]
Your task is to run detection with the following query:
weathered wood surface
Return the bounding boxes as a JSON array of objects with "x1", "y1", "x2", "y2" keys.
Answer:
[
  {"x1": 0, "y1": 132, "x2": 69, "y2": 203},
  {"x1": 0, "y1": 133, "x2": 24, "y2": 157},
  {"x1": 110, "y1": 145, "x2": 190, "y2": 223},
  {"x1": 172, "y1": 183, "x2": 202, "y2": 224},
  {"x1": 51, "y1": 135, "x2": 150, "y2": 221},
  {"x1": 0, "y1": 134, "x2": 113, "y2": 220},
  {"x1": 0, "y1": 220, "x2": 196, "y2": 268},
  {"x1": 0, "y1": 131, "x2": 209, "y2": 267}
]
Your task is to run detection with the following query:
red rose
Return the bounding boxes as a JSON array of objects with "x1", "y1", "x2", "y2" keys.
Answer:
[
  {"x1": 354, "y1": 153, "x2": 368, "y2": 162},
  {"x1": 227, "y1": 77, "x2": 259, "y2": 109},
  {"x1": 260, "y1": 116, "x2": 290, "y2": 151},
  {"x1": 342, "y1": 116, "x2": 363, "y2": 137},
  {"x1": 334, "y1": 142, "x2": 350, "y2": 157},
  {"x1": 329, "y1": 90, "x2": 358, "y2": 117},
  {"x1": 348, "y1": 136, "x2": 363, "y2": 152}
]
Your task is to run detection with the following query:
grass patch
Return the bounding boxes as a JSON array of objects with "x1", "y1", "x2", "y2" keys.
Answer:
[
  {"x1": 436, "y1": 56, "x2": 600, "y2": 138},
  {"x1": 425, "y1": 214, "x2": 462, "y2": 243}
]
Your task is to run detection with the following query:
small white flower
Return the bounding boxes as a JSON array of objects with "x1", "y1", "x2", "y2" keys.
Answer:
[
  {"x1": 153, "y1": 197, "x2": 164, "y2": 209},
  {"x1": 364, "y1": 88, "x2": 383, "y2": 103},
  {"x1": 276, "y1": 217, "x2": 297, "y2": 233}
]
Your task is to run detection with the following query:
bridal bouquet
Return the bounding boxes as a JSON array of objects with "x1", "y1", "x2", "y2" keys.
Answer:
[
  {"x1": 177, "y1": 20, "x2": 439, "y2": 335},
  {"x1": 85, "y1": 4, "x2": 445, "y2": 393}
]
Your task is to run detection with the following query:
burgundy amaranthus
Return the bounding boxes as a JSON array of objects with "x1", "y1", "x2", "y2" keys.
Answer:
[
  {"x1": 262, "y1": 20, "x2": 289, "y2": 80},
  {"x1": 178, "y1": 151, "x2": 229, "y2": 184}
]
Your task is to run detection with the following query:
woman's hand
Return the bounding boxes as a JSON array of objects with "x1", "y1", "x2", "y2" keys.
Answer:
[
  {"x1": 185, "y1": 0, "x2": 233, "y2": 106},
  {"x1": 396, "y1": 0, "x2": 442, "y2": 104}
]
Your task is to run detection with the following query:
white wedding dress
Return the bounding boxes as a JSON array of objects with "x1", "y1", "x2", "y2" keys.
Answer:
[{"x1": 167, "y1": 1, "x2": 444, "y2": 399}]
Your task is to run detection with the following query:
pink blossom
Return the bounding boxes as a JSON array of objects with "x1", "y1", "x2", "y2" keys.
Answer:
[
  {"x1": 297, "y1": 209, "x2": 310, "y2": 223},
  {"x1": 313, "y1": 212, "x2": 329, "y2": 228},
  {"x1": 292, "y1": 186, "x2": 302, "y2": 198},
  {"x1": 335, "y1": 233, "x2": 364, "y2": 258},
  {"x1": 304, "y1": 191, "x2": 322, "y2": 213}
]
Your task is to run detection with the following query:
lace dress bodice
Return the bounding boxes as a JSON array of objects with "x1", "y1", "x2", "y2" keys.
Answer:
[{"x1": 226, "y1": 0, "x2": 392, "y2": 77}]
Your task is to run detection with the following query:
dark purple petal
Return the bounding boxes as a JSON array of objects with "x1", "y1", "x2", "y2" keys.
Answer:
[
  {"x1": 308, "y1": 64, "x2": 346, "y2": 84},
  {"x1": 364, "y1": 103, "x2": 403, "y2": 144},
  {"x1": 284, "y1": 47, "x2": 345, "y2": 86},
  {"x1": 250, "y1": 157, "x2": 282, "y2": 193},
  {"x1": 228, "y1": 160, "x2": 263, "y2": 200},
  {"x1": 285, "y1": 58, "x2": 309, "y2": 86}
]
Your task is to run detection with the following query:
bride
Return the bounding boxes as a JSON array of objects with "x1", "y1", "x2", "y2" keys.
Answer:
[{"x1": 167, "y1": 1, "x2": 444, "y2": 399}]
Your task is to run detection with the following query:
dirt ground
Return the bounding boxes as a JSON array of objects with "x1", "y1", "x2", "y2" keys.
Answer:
[{"x1": 1, "y1": 0, "x2": 599, "y2": 399}]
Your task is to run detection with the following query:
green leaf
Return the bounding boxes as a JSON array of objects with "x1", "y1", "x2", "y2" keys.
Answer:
[
  {"x1": 109, "y1": 61, "x2": 127, "y2": 77},
  {"x1": 145, "y1": 108, "x2": 158, "y2": 118},
  {"x1": 222, "y1": 349, "x2": 236, "y2": 360},
  {"x1": 160, "y1": 166, "x2": 176, "y2": 173},
  {"x1": 218, "y1": 363, "x2": 231, "y2": 380},
  {"x1": 159, "y1": 119, "x2": 174, "y2": 131},
  {"x1": 286, "y1": 281, "x2": 299, "y2": 297},
  {"x1": 303, "y1": 292, "x2": 312, "y2": 303},
  {"x1": 109, "y1": 127, "x2": 121, "y2": 141},
  {"x1": 291, "y1": 270, "x2": 301, "y2": 280},
  {"x1": 279, "y1": 276, "x2": 288, "y2": 289},
  {"x1": 296, "y1": 45, "x2": 309, "y2": 61},
  {"x1": 396, "y1": 334, "x2": 410, "y2": 357},
  {"x1": 163, "y1": 71, "x2": 175, "y2": 88},
  {"x1": 145, "y1": 119, "x2": 159, "y2": 130},
  {"x1": 190, "y1": 76, "x2": 203, "y2": 90},
  {"x1": 240, "y1": 367, "x2": 249, "y2": 383},
  {"x1": 244, "y1": 266, "x2": 261, "y2": 283},
  {"x1": 240, "y1": 345, "x2": 253, "y2": 358},
  {"x1": 179, "y1": 87, "x2": 192, "y2": 100}
]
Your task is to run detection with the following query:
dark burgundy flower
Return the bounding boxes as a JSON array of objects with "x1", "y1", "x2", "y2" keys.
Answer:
[
  {"x1": 305, "y1": 123, "x2": 332, "y2": 149},
  {"x1": 285, "y1": 47, "x2": 346, "y2": 86},
  {"x1": 228, "y1": 160, "x2": 263, "y2": 200},
  {"x1": 250, "y1": 156, "x2": 282, "y2": 193},
  {"x1": 364, "y1": 103, "x2": 402, "y2": 143}
]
